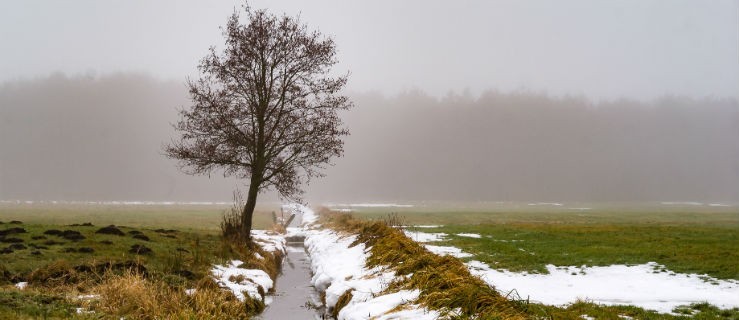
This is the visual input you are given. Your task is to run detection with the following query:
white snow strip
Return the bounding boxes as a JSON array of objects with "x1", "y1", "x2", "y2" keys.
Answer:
[
  {"x1": 424, "y1": 245, "x2": 473, "y2": 258},
  {"x1": 283, "y1": 203, "x2": 317, "y2": 225},
  {"x1": 375, "y1": 304, "x2": 441, "y2": 320},
  {"x1": 251, "y1": 230, "x2": 286, "y2": 254},
  {"x1": 568, "y1": 207, "x2": 592, "y2": 210},
  {"x1": 527, "y1": 202, "x2": 563, "y2": 206},
  {"x1": 661, "y1": 201, "x2": 703, "y2": 206},
  {"x1": 211, "y1": 260, "x2": 273, "y2": 302},
  {"x1": 303, "y1": 204, "x2": 438, "y2": 319},
  {"x1": 466, "y1": 260, "x2": 739, "y2": 313},
  {"x1": 403, "y1": 230, "x2": 447, "y2": 242},
  {"x1": 326, "y1": 203, "x2": 414, "y2": 208},
  {"x1": 708, "y1": 203, "x2": 730, "y2": 207},
  {"x1": 339, "y1": 290, "x2": 422, "y2": 320},
  {"x1": 75, "y1": 308, "x2": 95, "y2": 315},
  {"x1": 456, "y1": 233, "x2": 482, "y2": 238}
]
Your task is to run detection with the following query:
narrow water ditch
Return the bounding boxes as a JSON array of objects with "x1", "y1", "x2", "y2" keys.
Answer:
[{"x1": 258, "y1": 213, "x2": 324, "y2": 319}]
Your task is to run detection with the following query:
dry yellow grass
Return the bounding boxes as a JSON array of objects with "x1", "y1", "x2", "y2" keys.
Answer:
[
  {"x1": 320, "y1": 210, "x2": 533, "y2": 319},
  {"x1": 89, "y1": 271, "x2": 255, "y2": 319}
]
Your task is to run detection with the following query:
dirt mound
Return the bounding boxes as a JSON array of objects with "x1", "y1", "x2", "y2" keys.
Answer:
[
  {"x1": 1, "y1": 237, "x2": 24, "y2": 243},
  {"x1": 8, "y1": 243, "x2": 26, "y2": 250},
  {"x1": 42, "y1": 240, "x2": 65, "y2": 246},
  {"x1": 96, "y1": 225, "x2": 125, "y2": 236},
  {"x1": 129, "y1": 244, "x2": 153, "y2": 255},
  {"x1": 0, "y1": 227, "x2": 27, "y2": 236},
  {"x1": 60, "y1": 230, "x2": 85, "y2": 241},
  {"x1": 132, "y1": 234, "x2": 150, "y2": 241},
  {"x1": 43, "y1": 229, "x2": 63, "y2": 236}
]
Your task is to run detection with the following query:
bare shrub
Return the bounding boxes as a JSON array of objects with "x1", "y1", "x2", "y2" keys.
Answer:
[
  {"x1": 383, "y1": 212, "x2": 405, "y2": 228},
  {"x1": 221, "y1": 191, "x2": 247, "y2": 243}
]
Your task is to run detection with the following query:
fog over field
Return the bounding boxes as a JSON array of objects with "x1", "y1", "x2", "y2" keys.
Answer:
[
  {"x1": 1, "y1": 74, "x2": 737, "y2": 202},
  {"x1": 0, "y1": 0, "x2": 737, "y2": 203}
]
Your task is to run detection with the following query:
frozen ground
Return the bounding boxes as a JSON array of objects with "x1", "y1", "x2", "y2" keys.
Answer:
[
  {"x1": 403, "y1": 227, "x2": 739, "y2": 313},
  {"x1": 466, "y1": 260, "x2": 739, "y2": 313},
  {"x1": 210, "y1": 230, "x2": 286, "y2": 303},
  {"x1": 211, "y1": 259, "x2": 274, "y2": 302},
  {"x1": 297, "y1": 205, "x2": 439, "y2": 320}
]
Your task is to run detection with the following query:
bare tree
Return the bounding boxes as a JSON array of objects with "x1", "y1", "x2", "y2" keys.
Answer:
[{"x1": 165, "y1": 5, "x2": 351, "y2": 240}]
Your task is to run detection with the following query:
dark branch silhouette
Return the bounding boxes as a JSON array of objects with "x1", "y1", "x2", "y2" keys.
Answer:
[{"x1": 165, "y1": 5, "x2": 352, "y2": 239}]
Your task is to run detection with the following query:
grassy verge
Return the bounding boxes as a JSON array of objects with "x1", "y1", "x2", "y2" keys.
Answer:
[
  {"x1": 0, "y1": 217, "x2": 282, "y2": 319},
  {"x1": 322, "y1": 210, "x2": 739, "y2": 319}
]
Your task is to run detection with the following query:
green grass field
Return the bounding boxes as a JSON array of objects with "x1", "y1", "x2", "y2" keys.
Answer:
[
  {"x1": 351, "y1": 204, "x2": 739, "y2": 280},
  {"x1": 0, "y1": 203, "x2": 277, "y2": 231},
  {"x1": 0, "y1": 203, "x2": 281, "y2": 319}
]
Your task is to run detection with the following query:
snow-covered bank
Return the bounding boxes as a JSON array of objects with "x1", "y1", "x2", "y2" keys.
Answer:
[
  {"x1": 210, "y1": 229, "x2": 286, "y2": 303},
  {"x1": 211, "y1": 260, "x2": 274, "y2": 302},
  {"x1": 466, "y1": 261, "x2": 739, "y2": 313},
  {"x1": 298, "y1": 205, "x2": 439, "y2": 320}
]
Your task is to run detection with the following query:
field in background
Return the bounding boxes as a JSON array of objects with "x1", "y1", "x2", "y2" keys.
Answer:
[
  {"x1": 345, "y1": 202, "x2": 739, "y2": 280},
  {"x1": 0, "y1": 203, "x2": 280, "y2": 231}
]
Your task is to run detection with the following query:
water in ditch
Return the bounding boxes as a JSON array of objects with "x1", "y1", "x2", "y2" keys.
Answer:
[
  {"x1": 258, "y1": 210, "x2": 324, "y2": 319},
  {"x1": 258, "y1": 242, "x2": 323, "y2": 319}
]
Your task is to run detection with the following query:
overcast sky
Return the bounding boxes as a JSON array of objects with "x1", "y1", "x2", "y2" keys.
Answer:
[{"x1": 1, "y1": 0, "x2": 737, "y2": 100}]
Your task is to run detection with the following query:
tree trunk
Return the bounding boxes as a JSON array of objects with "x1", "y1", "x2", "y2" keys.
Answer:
[{"x1": 241, "y1": 179, "x2": 259, "y2": 241}]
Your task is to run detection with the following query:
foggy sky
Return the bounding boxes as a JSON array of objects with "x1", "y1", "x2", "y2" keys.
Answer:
[
  {"x1": 1, "y1": 0, "x2": 737, "y2": 100},
  {"x1": 0, "y1": 1, "x2": 738, "y2": 202},
  {"x1": 1, "y1": 74, "x2": 737, "y2": 202}
]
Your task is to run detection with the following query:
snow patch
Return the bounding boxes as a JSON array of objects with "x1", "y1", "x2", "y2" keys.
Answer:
[
  {"x1": 661, "y1": 201, "x2": 703, "y2": 206},
  {"x1": 211, "y1": 260, "x2": 273, "y2": 302},
  {"x1": 466, "y1": 260, "x2": 739, "y2": 313},
  {"x1": 708, "y1": 203, "x2": 730, "y2": 207},
  {"x1": 251, "y1": 230, "x2": 286, "y2": 254},
  {"x1": 326, "y1": 203, "x2": 414, "y2": 208},
  {"x1": 456, "y1": 233, "x2": 482, "y2": 238},
  {"x1": 424, "y1": 245, "x2": 473, "y2": 258},
  {"x1": 375, "y1": 305, "x2": 441, "y2": 320},
  {"x1": 403, "y1": 230, "x2": 446, "y2": 242}
]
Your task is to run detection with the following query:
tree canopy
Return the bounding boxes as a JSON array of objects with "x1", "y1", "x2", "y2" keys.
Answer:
[{"x1": 165, "y1": 5, "x2": 352, "y2": 238}]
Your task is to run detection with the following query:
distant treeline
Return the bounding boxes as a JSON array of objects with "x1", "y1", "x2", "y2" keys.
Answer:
[{"x1": 1, "y1": 74, "x2": 737, "y2": 202}]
